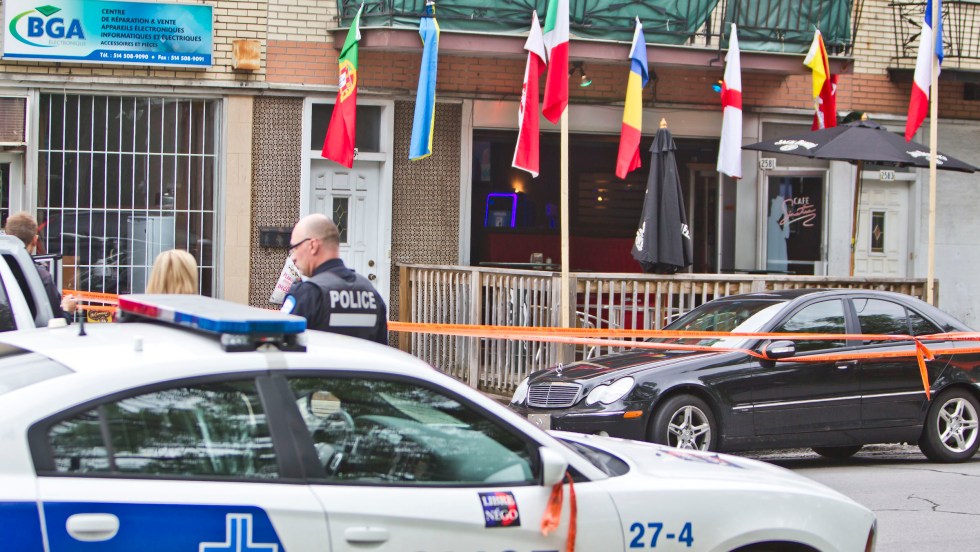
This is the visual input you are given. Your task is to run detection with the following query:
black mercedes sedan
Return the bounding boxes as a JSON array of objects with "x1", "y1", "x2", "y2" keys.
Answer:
[{"x1": 509, "y1": 289, "x2": 980, "y2": 462}]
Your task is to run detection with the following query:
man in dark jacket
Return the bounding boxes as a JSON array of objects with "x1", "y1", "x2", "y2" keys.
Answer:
[
  {"x1": 281, "y1": 214, "x2": 388, "y2": 344},
  {"x1": 4, "y1": 212, "x2": 76, "y2": 322}
]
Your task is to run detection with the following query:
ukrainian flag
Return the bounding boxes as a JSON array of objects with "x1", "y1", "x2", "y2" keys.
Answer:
[
  {"x1": 616, "y1": 18, "x2": 649, "y2": 179},
  {"x1": 410, "y1": 3, "x2": 440, "y2": 160}
]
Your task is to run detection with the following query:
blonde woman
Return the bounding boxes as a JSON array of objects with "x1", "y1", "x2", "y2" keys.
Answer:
[{"x1": 146, "y1": 249, "x2": 198, "y2": 294}]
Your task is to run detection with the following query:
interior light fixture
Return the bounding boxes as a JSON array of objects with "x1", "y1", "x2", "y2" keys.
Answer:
[{"x1": 570, "y1": 61, "x2": 592, "y2": 88}]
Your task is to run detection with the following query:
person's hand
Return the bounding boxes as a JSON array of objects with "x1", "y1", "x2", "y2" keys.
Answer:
[{"x1": 61, "y1": 294, "x2": 78, "y2": 314}]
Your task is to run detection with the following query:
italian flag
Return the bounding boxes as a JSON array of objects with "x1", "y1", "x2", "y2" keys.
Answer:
[
  {"x1": 541, "y1": 0, "x2": 569, "y2": 124},
  {"x1": 322, "y1": 5, "x2": 363, "y2": 168}
]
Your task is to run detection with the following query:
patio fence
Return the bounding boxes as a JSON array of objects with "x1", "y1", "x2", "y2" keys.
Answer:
[{"x1": 396, "y1": 264, "x2": 930, "y2": 397}]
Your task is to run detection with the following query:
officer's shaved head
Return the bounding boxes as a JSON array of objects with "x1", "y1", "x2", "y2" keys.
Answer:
[
  {"x1": 300, "y1": 213, "x2": 340, "y2": 248},
  {"x1": 290, "y1": 213, "x2": 341, "y2": 276}
]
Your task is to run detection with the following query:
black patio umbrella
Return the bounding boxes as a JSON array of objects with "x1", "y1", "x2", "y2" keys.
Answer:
[
  {"x1": 742, "y1": 118, "x2": 978, "y2": 275},
  {"x1": 631, "y1": 121, "x2": 693, "y2": 274}
]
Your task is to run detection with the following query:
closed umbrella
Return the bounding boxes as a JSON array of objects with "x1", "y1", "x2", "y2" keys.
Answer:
[
  {"x1": 631, "y1": 120, "x2": 693, "y2": 274},
  {"x1": 743, "y1": 118, "x2": 977, "y2": 275}
]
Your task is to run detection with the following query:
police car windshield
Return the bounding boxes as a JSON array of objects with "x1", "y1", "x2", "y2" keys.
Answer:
[{"x1": 0, "y1": 345, "x2": 73, "y2": 396}]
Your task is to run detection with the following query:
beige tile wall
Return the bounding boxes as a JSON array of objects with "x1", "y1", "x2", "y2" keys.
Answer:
[{"x1": 223, "y1": 95, "x2": 254, "y2": 304}]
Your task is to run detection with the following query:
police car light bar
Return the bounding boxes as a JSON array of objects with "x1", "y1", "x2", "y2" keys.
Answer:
[{"x1": 118, "y1": 294, "x2": 307, "y2": 352}]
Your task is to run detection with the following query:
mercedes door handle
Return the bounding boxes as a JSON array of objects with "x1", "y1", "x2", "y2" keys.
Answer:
[
  {"x1": 66, "y1": 513, "x2": 120, "y2": 542},
  {"x1": 345, "y1": 526, "x2": 390, "y2": 544},
  {"x1": 835, "y1": 360, "x2": 858, "y2": 369}
]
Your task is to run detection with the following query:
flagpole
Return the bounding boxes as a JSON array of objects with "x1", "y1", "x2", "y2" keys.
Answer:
[
  {"x1": 560, "y1": 108, "x2": 570, "y2": 328},
  {"x1": 926, "y1": 0, "x2": 939, "y2": 305}
]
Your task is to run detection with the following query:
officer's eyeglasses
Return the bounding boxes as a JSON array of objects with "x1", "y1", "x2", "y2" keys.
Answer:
[{"x1": 287, "y1": 237, "x2": 311, "y2": 252}]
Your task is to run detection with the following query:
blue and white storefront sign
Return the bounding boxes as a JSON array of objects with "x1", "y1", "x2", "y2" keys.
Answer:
[{"x1": 2, "y1": 0, "x2": 213, "y2": 67}]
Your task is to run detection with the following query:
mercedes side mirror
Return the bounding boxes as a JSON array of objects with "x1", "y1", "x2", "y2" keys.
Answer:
[{"x1": 763, "y1": 340, "x2": 797, "y2": 360}]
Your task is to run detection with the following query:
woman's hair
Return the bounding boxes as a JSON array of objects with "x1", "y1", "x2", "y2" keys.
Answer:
[{"x1": 146, "y1": 249, "x2": 199, "y2": 294}]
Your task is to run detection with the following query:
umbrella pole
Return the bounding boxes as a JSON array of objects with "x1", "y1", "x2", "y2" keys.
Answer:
[{"x1": 850, "y1": 160, "x2": 863, "y2": 276}]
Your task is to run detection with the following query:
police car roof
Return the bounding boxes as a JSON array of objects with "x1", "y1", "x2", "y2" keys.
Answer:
[{"x1": 0, "y1": 321, "x2": 419, "y2": 375}]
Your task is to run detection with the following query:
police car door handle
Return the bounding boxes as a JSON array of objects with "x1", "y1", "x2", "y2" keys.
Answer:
[
  {"x1": 66, "y1": 513, "x2": 120, "y2": 542},
  {"x1": 344, "y1": 526, "x2": 390, "y2": 544}
]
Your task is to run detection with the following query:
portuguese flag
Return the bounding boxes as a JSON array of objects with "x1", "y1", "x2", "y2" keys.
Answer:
[{"x1": 322, "y1": 4, "x2": 364, "y2": 168}]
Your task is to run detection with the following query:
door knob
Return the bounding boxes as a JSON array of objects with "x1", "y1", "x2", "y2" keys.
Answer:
[
  {"x1": 66, "y1": 513, "x2": 120, "y2": 542},
  {"x1": 368, "y1": 274, "x2": 376, "y2": 281},
  {"x1": 345, "y1": 527, "x2": 389, "y2": 544}
]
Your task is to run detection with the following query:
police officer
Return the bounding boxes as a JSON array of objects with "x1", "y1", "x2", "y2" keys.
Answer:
[{"x1": 281, "y1": 214, "x2": 388, "y2": 344}]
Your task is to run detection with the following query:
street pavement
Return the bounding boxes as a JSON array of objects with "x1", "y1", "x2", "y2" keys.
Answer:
[{"x1": 746, "y1": 445, "x2": 980, "y2": 551}]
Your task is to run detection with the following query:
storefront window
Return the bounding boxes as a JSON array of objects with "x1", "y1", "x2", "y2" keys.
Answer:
[
  {"x1": 36, "y1": 94, "x2": 218, "y2": 297},
  {"x1": 765, "y1": 175, "x2": 824, "y2": 275},
  {"x1": 470, "y1": 130, "x2": 721, "y2": 273}
]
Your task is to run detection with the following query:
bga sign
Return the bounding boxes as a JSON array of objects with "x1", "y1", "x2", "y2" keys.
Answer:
[{"x1": 3, "y1": 0, "x2": 213, "y2": 67}]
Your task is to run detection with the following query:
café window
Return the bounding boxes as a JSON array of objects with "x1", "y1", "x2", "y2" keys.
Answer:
[
  {"x1": 765, "y1": 175, "x2": 824, "y2": 275},
  {"x1": 37, "y1": 94, "x2": 218, "y2": 297}
]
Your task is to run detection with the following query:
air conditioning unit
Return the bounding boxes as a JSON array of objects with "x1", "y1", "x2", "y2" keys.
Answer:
[{"x1": 0, "y1": 97, "x2": 27, "y2": 146}]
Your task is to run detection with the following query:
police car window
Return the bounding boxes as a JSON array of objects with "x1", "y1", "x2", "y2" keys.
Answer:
[
  {"x1": 0, "y1": 347, "x2": 71, "y2": 396},
  {"x1": 47, "y1": 380, "x2": 279, "y2": 479},
  {"x1": 0, "y1": 271, "x2": 15, "y2": 332},
  {"x1": 287, "y1": 376, "x2": 537, "y2": 486},
  {"x1": 773, "y1": 299, "x2": 847, "y2": 353}
]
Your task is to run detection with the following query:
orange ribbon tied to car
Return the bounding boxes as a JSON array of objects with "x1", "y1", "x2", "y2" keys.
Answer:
[
  {"x1": 541, "y1": 471, "x2": 576, "y2": 552},
  {"x1": 389, "y1": 321, "x2": 980, "y2": 401}
]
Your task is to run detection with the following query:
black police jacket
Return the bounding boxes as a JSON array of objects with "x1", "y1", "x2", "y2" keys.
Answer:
[{"x1": 284, "y1": 258, "x2": 388, "y2": 344}]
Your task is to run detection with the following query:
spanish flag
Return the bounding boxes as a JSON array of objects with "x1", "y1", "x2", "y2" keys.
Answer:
[
  {"x1": 803, "y1": 29, "x2": 837, "y2": 130},
  {"x1": 615, "y1": 18, "x2": 648, "y2": 179},
  {"x1": 322, "y1": 4, "x2": 363, "y2": 168}
]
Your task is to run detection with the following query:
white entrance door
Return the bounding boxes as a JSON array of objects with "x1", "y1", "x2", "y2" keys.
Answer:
[
  {"x1": 853, "y1": 178, "x2": 910, "y2": 277},
  {"x1": 309, "y1": 159, "x2": 387, "y2": 302}
]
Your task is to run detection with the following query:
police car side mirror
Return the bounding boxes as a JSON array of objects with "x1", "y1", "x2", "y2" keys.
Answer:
[{"x1": 540, "y1": 447, "x2": 569, "y2": 487}]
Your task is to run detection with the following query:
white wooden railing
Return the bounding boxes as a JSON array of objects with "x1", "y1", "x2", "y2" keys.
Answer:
[{"x1": 396, "y1": 264, "x2": 931, "y2": 396}]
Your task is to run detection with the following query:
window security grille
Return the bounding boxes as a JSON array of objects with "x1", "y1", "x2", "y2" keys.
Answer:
[{"x1": 37, "y1": 94, "x2": 218, "y2": 297}]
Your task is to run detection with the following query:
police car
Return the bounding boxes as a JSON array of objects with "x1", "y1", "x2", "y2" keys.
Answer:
[{"x1": 0, "y1": 295, "x2": 877, "y2": 551}]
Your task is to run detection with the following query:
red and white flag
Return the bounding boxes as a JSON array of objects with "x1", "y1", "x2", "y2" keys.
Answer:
[
  {"x1": 906, "y1": 0, "x2": 943, "y2": 141},
  {"x1": 513, "y1": 11, "x2": 546, "y2": 177},
  {"x1": 541, "y1": 0, "x2": 569, "y2": 124},
  {"x1": 803, "y1": 29, "x2": 837, "y2": 130},
  {"x1": 717, "y1": 24, "x2": 742, "y2": 179}
]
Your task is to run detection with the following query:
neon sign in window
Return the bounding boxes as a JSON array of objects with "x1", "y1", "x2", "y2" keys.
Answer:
[{"x1": 484, "y1": 193, "x2": 517, "y2": 228}]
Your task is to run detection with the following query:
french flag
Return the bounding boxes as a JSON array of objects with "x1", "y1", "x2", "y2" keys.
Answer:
[{"x1": 905, "y1": 0, "x2": 943, "y2": 141}]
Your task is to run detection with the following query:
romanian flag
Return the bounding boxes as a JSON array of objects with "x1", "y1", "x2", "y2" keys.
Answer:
[
  {"x1": 716, "y1": 24, "x2": 742, "y2": 179},
  {"x1": 512, "y1": 11, "x2": 546, "y2": 177},
  {"x1": 906, "y1": 0, "x2": 943, "y2": 141},
  {"x1": 615, "y1": 18, "x2": 648, "y2": 180},
  {"x1": 321, "y1": 4, "x2": 363, "y2": 168},
  {"x1": 541, "y1": 0, "x2": 569, "y2": 124},
  {"x1": 409, "y1": 3, "x2": 440, "y2": 160},
  {"x1": 803, "y1": 29, "x2": 837, "y2": 130}
]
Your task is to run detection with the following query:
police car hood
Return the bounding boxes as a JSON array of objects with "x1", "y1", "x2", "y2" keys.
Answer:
[{"x1": 556, "y1": 432, "x2": 847, "y2": 499}]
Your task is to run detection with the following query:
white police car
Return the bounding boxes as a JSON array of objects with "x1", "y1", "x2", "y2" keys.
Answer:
[{"x1": 0, "y1": 295, "x2": 876, "y2": 551}]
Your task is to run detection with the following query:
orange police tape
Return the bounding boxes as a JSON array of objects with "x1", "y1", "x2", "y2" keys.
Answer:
[
  {"x1": 62, "y1": 290, "x2": 118, "y2": 314},
  {"x1": 389, "y1": 321, "x2": 980, "y2": 400}
]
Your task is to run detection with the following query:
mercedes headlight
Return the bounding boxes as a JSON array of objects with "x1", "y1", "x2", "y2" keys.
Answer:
[
  {"x1": 585, "y1": 377, "x2": 635, "y2": 405},
  {"x1": 511, "y1": 378, "x2": 529, "y2": 405}
]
